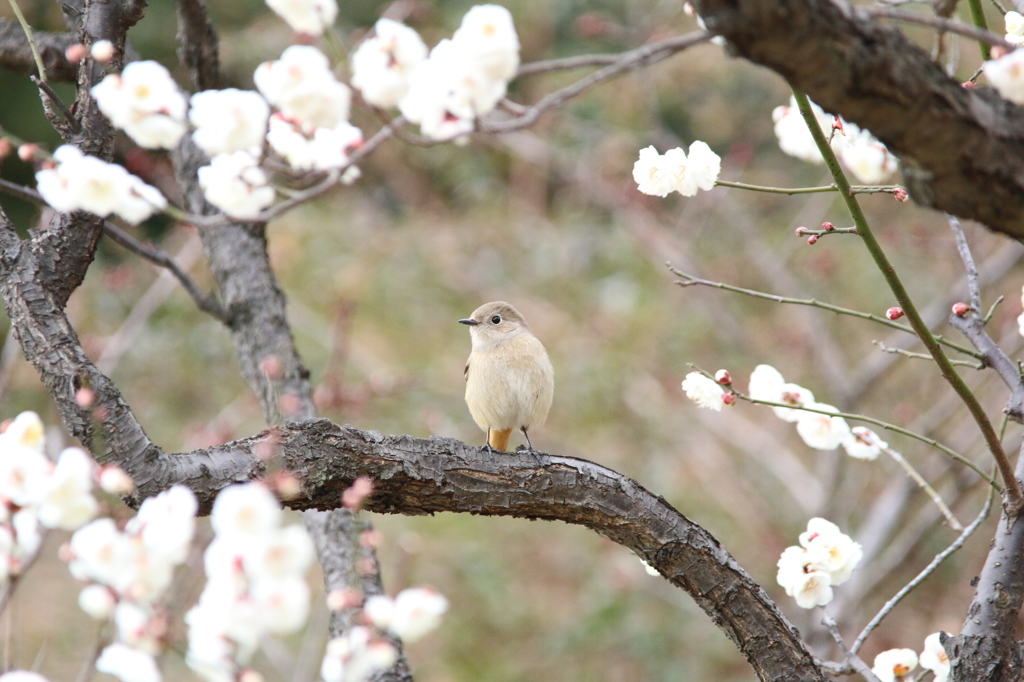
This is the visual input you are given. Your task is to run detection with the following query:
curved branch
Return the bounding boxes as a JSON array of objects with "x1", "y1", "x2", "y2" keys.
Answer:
[{"x1": 693, "y1": 0, "x2": 1024, "y2": 239}]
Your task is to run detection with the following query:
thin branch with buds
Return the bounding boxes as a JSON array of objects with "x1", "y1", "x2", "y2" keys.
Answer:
[
  {"x1": 669, "y1": 266, "x2": 984, "y2": 360},
  {"x1": 714, "y1": 180, "x2": 904, "y2": 196},
  {"x1": 821, "y1": 611, "x2": 880, "y2": 682},
  {"x1": 872, "y1": 340, "x2": 985, "y2": 369},
  {"x1": 863, "y1": 6, "x2": 1014, "y2": 50}
]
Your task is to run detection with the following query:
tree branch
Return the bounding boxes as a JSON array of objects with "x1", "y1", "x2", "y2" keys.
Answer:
[{"x1": 693, "y1": 0, "x2": 1024, "y2": 239}]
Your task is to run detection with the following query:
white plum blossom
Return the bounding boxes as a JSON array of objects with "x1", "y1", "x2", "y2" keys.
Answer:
[
  {"x1": 321, "y1": 627, "x2": 399, "y2": 682},
  {"x1": 79, "y1": 584, "x2": 117, "y2": 620},
  {"x1": 266, "y1": 0, "x2": 337, "y2": 36},
  {"x1": 1007, "y1": 11, "x2": 1024, "y2": 45},
  {"x1": 843, "y1": 426, "x2": 887, "y2": 461},
  {"x1": 254, "y1": 46, "x2": 351, "y2": 130},
  {"x1": 189, "y1": 89, "x2": 270, "y2": 157},
  {"x1": 839, "y1": 128, "x2": 898, "y2": 184},
  {"x1": 197, "y1": 151, "x2": 276, "y2": 219},
  {"x1": 96, "y1": 643, "x2": 162, "y2": 682},
  {"x1": 986, "y1": 49, "x2": 1024, "y2": 104},
  {"x1": 920, "y1": 633, "x2": 951, "y2": 682},
  {"x1": 632, "y1": 143, "x2": 721, "y2": 197},
  {"x1": 36, "y1": 145, "x2": 167, "y2": 224},
  {"x1": 795, "y1": 402, "x2": 851, "y2": 450},
  {"x1": 91, "y1": 60, "x2": 187, "y2": 149},
  {"x1": 351, "y1": 19, "x2": 428, "y2": 108},
  {"x1": 451, "y1": 4, "x2": 521, "y2": 82},
  {"x1": 776, "y1": 546, "x2": 834, "y2": 609},
  {"x1": 127, "y1": 484, "x2": 198, "y2": 566},
  {"x1": 681, "y1": 372, "x2": 725, "y2": 411},
  {"x1": 99, "y1": 466, "x2": 135, "y2": 495},
  {"x1": 1018, "y1": 286, "x2": 1024, "y2": 337},
  {"x1": 266, "y1": 114, "x2": 363, "y2": 171},
  {"x1": 0, "y1": 411, "x2": 44, "y2": 452},
  {"x1": 0, "y1": 673, "x2": 50, "y2": 682},
  {"x1": 798, "y1": 517, "x2": 862, "y2": 585},
  {"x1": 872, "y1": 648, "x2": 919, "y2": 682},
  {"x1": 772, "y1": 96, "x2": 834, "y2": 164},
  {"x1": 364, "y1": 587, "x2": 449, "y2": 642},
  {"x1": 186, "y1": 482, "x2": 314, "y2": 681},
  {"x1": 400, "y1": 40, "x2": 498, "y2": 141},
  {"x1": 748, "y1": 365, "x2": 816, "y2": 422},
  {"x1": 32, "y1": 447, "x2": 98, "y2": 530}
]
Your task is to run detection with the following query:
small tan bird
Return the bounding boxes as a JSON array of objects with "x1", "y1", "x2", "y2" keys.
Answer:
[{"x1": 459, "y1": 301, "x2": 554, "y2": 452}]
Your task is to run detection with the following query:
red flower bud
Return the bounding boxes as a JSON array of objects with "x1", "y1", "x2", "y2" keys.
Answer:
[
  {"x1": 722, "y1": 392, "x2": 736, "y2": 406},
  {"x1": 893, "y1": 188, "x2": 908, "y2": 202},
  {"x1": 807, "y1": 235, "x2": 818, "y2": 245},
  {"x1": 952, "y1": 302, "x2": 970, "y2": 317},
  {"x1": 821, "y1": 222, "x2": 835, "y2": 231},
  {"x1": 795, "y1": 227, "x2": 807, "y2": 236},
  {"x1": 17, "y1": 143, "x2": 39, "y2": 162},
  {"x1": 886, "y1": 307, "x2": 904, "y2": 320},
  {"x1": 715, "y1": 369, "x2": 732, "y2": 386},
  {"x1": 961, "y1": 80, "x2": 976, "y2": 89}
]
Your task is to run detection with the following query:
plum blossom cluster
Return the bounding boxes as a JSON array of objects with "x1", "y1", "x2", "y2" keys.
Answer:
[
  {"x1": 321, "y1": 587, "x2": 449, "y2": 682},
  {"x1": 35, "y1": 146, "x2": 168, "y2": 225},
  {"x1": 873, "y1": 634, "x2": 950, "y2": 682},
  {"x1": 776, "y1": 518, "x2": 862, "y2": 608},
  {"x1": 749, "y1": 364, "x2": 887, "y2": 459},
  {"x1": 0, "y1": 412, "x2": 100, "y2": 581},
  {"x1": 352, "y1": 6, "x2": 520, "y2": 141},
  {"x1": 185, "y1": 482, "x2": 315, "y2": 682},
  {"x1": 68, "y1": 485, "x2": 197, "y2": 682},
  {"x1": 632, "y1": 142, "x2": 722, "y2": 197},
  {"x1": 772, "y1": 96, "x2": 898, "y2": 184}
]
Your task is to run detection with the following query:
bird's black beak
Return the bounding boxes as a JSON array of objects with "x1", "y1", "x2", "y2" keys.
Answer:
[{"x1": 458, "y1": 318, "x2": 480, "y2": 326}]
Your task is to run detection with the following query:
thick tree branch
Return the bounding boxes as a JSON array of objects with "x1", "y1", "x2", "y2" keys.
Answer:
[{"x1": 693, "y1": 0, "x2": 1024, "y2": 239}]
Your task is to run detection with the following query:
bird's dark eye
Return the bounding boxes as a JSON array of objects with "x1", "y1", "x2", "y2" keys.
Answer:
[{"x1": 490, "y1": 315, "x2": 501, "y2": 325}]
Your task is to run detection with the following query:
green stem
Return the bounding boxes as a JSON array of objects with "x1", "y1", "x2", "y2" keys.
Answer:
[
  {"x1": 7, "y1": 0, "x2": 46, "y2": 83},
  {"x1": 966, "y1": 0, "x2": 992, "y2": 60},
  {"x1": 792, "y1": 87, "x2": 1021, "y2": 506},
  {"x1": 714, "y1": 180, "x2": 903, "y2": 196}
]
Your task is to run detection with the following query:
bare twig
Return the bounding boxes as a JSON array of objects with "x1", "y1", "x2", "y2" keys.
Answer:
[
  {"x1": 872, "y1": 340, "x2": 985, "y2": 369},
  {"x1": 515, "y1": 52, "x2": 625, "y2": 77},
  {"x1": 948, "y1": 216, "x2": 982, "y2": 313},
  {"x1": 863, "y1": 6, "x2": 1014, "y2": 50},
  {"x1": 7, "y1": 0, "x2": 47, "y2": 82},
  {"x1": 883, "y1": 446, "x2": 962, "y2": 530},
  {"x1": 101, "y1": 223, "x2": 226, "y2": 321},
  {"x1": 482, "y1": 31, "x2": 712, "y2": 134},
  {"x1": 669, "y1": 266, "x2": 984, "y2": 360},
  {"x1": 31, "y1": 76, "x2": 77, "y2": 128},
  {"x1": 821, "y1": 611, "x2": 880, "y2": 682},
  {"x1": 850, "y1": 490, "x2": 993, "y2": 655},
  {"x1": 714, "y1": 180, "x2": 904, "y2": 196}
]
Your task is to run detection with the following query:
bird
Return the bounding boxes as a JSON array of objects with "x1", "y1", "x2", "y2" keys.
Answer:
[{"x1": 459, "y1": 301, "x2": 554, "y2": 452}]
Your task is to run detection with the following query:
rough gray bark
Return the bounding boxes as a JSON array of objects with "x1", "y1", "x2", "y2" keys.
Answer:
[
  {"x1": 694, "y1": 0, "x2": 1024, "y2": 239},
  {"x1": 0, "y1": 19, "x2": 80, "y2": 81}
]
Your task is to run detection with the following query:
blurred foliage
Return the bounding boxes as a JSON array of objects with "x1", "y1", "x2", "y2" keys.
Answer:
[{"x1": 0, "y1": 1, "x2": 1021, "y2": 681}]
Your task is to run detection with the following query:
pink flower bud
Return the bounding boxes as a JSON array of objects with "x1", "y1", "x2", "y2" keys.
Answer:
[
  {"x1": 326, "y1": 588, "x2": 364, "y2": 611},
  {"x1": 722, "y1": 392, "x2": 736, "y2": 406},
  {"x1": 0, "y1": 139, "x2": 12, "y2": 160},
  {"x1": 795, "y1": 227, "x2": 807, "y2": 235},
  {"x1": 821, "y1": 222, "x2": 835, "y2": 231},
  {"x1": 75, "y1": 387, "x2": 95, "y2": 408},
  {"x1": 17, "y1": 143, "x2": 39, "y2": 162},
  {"x1": 952, "y1": 302, "x2": 970, "y2": 317},
  {"x1": 64, "y1": 43, "x2": 87, "y2": 63},
  {"x1": 342, "y1": 476, "x2": 374, "y2": 509},
  {"x1": 961, "y1": 80, "x2": 976, "y2": 89},
  {"x1": 886, "y1": 307, "x2": 904, "y2": 320},
  {"x1": 831, "y1": 116, "x2": 844, "y2": 134},
  {"x1": 806, "y1": 235, "x2": 818, "y2": 245},
  {"x1": 992, "y1": 45, "x2": 1009, "y2": 60},
  {"x1": 893, "y1": 188, "x2": 908, "y2": 202},
  {"x1": 715, "y1": 369, "x2": 732, "y2": 385}
]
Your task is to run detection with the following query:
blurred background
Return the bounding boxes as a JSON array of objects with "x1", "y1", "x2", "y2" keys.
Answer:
[{"x1": 1, "y1": 0, "x2": 1022, "y2": 680}]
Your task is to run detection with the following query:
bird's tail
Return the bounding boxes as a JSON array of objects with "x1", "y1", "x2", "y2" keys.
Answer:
[{"x1": 488, "y1": 428, "x2": 512, "y2": 452}]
